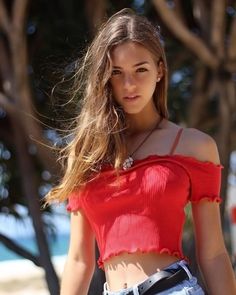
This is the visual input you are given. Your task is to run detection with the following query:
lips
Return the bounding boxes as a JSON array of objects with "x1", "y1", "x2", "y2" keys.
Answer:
[{"x1": 123, "y1": 95, "x2": 140, "y2": 100}]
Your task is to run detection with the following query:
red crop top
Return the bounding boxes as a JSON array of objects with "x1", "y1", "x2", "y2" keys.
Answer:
[{"x1": 67, "y1": 128, "x2": 224, "y2": 270}]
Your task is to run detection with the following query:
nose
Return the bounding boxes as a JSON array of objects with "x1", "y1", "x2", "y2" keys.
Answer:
[{"x1": 123, "y1": 73, "x2": 136, "y2": 91}]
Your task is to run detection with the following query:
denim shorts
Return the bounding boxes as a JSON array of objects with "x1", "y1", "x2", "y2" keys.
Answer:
[{"x1": 102, "y1": 259, "x2": 205, "y2": 295}]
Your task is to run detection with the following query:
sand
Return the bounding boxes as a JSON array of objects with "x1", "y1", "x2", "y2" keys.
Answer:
[{"x1": 0, "y1": 256, "x2": 66, "y2": 295}]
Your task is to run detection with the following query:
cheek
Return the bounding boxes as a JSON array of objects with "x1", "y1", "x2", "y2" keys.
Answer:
[
  {"x1": 140, "y1": 76, "x2": 157, "y2": 92},
  {"x1": 110, "y1": 79, "x2": 121, "y2": 94},
  {"x1": 137, "y1": 72, "x2": 157, "y2": 84}
]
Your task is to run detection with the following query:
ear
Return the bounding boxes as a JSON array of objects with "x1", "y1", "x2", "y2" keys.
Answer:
[{"x1": 156, "y1": 61, "x2": 164, "y2": 82}]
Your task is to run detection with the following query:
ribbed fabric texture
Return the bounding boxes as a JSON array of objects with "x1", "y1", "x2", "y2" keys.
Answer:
[{"x1": 66, "y1": 154, "x2": 223, "y2": 270}]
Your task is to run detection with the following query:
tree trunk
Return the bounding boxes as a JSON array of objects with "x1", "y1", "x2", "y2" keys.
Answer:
[
  {"x1": 12, "y1": 116, "x2": 60, "y2": 295},
  {"x1": 84, "y1": 0, "x2": 107, "y2": 36},
  {"x1": 217, "y1": 78, "x2": 235, "y2": 220}
]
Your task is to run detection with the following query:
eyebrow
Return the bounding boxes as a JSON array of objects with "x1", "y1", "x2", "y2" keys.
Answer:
[{"x1": 112, "y1": 61, "x2": 149, "y2": 69}]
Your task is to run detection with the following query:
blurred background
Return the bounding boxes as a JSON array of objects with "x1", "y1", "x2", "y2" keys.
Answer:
[{"x1": 0, "y1": 0, "x2": 236, "y2": 294}]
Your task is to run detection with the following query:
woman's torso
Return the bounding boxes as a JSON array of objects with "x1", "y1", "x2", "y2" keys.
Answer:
[
  {"x1": 104, "y1": 252, "x2": 180, "y2": 291},
  {"x1": 103, "y1": 119, "x2": 199, "y2": 291}
]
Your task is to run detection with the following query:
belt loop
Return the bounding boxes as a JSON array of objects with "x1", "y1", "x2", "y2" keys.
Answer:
[
  {"x1": 132, "y1": 283, "x2": 140, "y2": 295},
  {"x1": 103, "y1": 282, "x2": 109, "y2": 295},
  {"x1": 177, "y1": 260, "x2": 192, "y2": 279}
]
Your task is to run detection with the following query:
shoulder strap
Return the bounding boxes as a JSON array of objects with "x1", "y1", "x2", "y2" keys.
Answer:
[{"x1": 169, "y1": 128, "x2": 184, "y2": 155}]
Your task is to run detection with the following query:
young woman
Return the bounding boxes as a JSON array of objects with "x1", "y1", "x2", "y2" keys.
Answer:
[{"x1": 45, "y1": 8, "x2": 236, "y2": 295}]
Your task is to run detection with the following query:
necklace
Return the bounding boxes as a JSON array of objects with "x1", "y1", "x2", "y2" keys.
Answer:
[{"x1": 122, "y1": 117, "x2": 163, "y2": 170}]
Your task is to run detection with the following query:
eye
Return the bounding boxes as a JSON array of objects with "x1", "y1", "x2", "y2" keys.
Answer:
[
  {"x1": 111, "y1": 69, "x2": 121, "y2": 75},
  {"x1": 137, "y1": 67, "x2": 148, "y2": 72}
]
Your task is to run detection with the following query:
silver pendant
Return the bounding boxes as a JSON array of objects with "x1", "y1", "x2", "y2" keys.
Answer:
[{"x1": 122, "y1": 156, "x2": 134, "y2": 170}]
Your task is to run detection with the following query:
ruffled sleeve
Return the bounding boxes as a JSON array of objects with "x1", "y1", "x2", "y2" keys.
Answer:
[
  {"x1": 66, "y1": 190, "x2": 83, "y2": 212},
  {"x1": 186, "y1": 159, "x2": 224, "y2": 203}
]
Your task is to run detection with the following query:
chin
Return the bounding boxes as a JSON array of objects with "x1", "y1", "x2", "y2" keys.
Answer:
[
  {"x1": 123, "y1": 108, "x2": 143, "y2": 115},
  {"x1": 123, "y1": 103, "x2": 148, "y2": 112}
]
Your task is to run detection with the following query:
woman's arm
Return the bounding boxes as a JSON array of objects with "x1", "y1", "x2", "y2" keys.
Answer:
[
  {"x1": 191, "y1": 133, "x2": 236, "y2": 294},
  {"x1": 192, "y1": 201, "x2": 236, "y2": 294},
  {"x1": 60, "y1": 209, "x2": 95, "y2": 295}
]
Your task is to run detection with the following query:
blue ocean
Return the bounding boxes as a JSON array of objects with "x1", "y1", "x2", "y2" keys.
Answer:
[{"x1": 0, "y1": 233, "x2": 69, "y2": 261}]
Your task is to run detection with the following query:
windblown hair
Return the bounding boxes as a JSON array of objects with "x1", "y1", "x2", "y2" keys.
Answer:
[{"x1": 44, "y1": 8, "x2": 169, "y2": 206}]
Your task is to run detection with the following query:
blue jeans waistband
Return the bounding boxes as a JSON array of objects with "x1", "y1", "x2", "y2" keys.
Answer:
[{"x1": 103, "y1": 259, "x2": 204, "y2": 295}]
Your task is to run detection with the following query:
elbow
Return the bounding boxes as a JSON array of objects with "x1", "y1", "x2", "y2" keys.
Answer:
[
  {"x1": 195, "y1": 241, "x2": 228, "y2": 264},
  {"x1": 196, "y1": 249, "x2": 229, "y2": 269},
  {"x1": 69, "y1": 255, "x2": 96, "y2": 275},
  {"x1": 63, "y1": 253, "x2": 96, "y2": 282}
]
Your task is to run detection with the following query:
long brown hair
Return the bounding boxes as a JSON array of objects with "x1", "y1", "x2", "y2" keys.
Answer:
[{"x1": 44, "y1": 8, "x2": 169, "y2": 206}]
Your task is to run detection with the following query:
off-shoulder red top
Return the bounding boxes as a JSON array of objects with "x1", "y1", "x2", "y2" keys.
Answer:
[{"x1": 66, "y1": 128, "x2": 223, "y2": 270}]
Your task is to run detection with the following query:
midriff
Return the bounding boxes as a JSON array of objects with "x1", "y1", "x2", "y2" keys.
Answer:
[{"x1": 104, "y1": 251, "x2": 180, "y2": 292}]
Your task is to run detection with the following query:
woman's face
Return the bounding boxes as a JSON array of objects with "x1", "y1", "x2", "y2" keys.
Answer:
[{"x1": 109, "y1": 41, "x2": 163, "y2": 115}]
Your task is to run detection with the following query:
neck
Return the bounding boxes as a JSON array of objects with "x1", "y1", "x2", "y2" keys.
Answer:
[{"x1": 126, "y1": 113, "x2": 163, "y2": 136}]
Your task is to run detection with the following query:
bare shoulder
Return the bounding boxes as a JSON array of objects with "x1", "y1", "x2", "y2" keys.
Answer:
[
  {"x1": 181, "y1": 127, "x2": 221, "y2": 165},
  {"x1": 161, "y1": 120, "x2": 221, "y2": 165}
]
